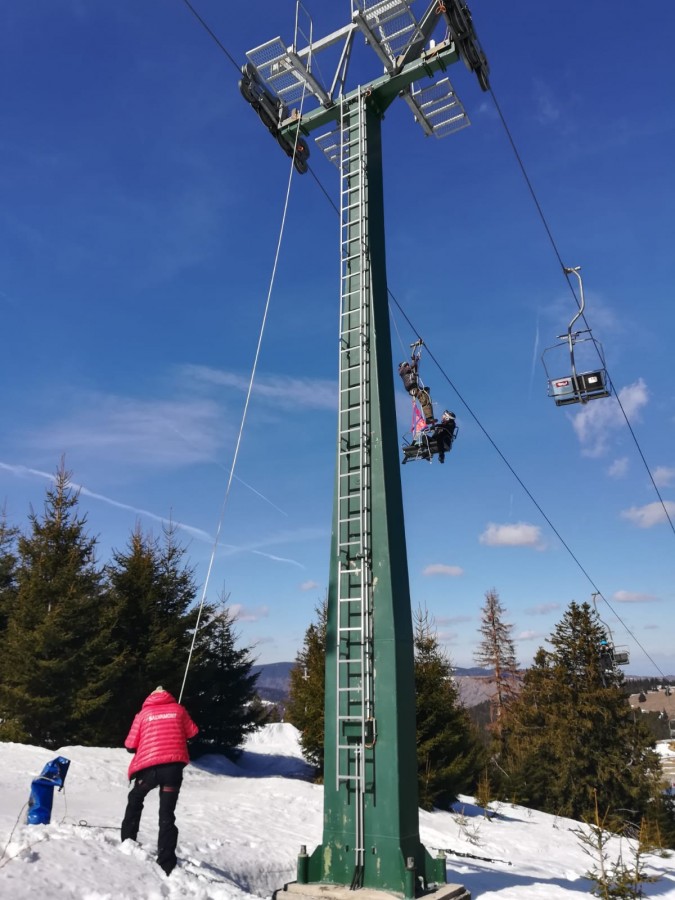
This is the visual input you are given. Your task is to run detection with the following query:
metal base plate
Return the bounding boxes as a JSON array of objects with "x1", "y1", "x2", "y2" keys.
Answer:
[{"x1": 274, "y1": 881, "x2": 470, "y2": 900}]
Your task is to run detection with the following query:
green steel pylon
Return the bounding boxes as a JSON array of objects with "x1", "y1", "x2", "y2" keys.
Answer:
[
  {"x1": 240, "y1": 8, "x2": 487, "y2": 897},
  {"x1": 299, "y1": 89, "x2": 445, "y2": 898}
]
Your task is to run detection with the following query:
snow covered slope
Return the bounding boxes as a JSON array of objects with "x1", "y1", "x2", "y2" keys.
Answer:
[{"x1": 1, "y1": 726, "x2": 674, "y2": 900}]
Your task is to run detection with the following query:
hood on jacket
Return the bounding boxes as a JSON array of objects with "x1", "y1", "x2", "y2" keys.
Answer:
[{"x1": 142, "y1": 689, "x2": 177, "y2": 708}]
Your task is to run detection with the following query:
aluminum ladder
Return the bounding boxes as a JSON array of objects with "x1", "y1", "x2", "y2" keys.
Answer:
[{"x1": 335, "y1": 90, "x2": 375, "y2": 884}]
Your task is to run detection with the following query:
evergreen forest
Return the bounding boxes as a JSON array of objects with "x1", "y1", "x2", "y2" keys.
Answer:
[
  {"x1": 2, "y1": 465, "x2": 674, "y2": 847},
  {"x1": 287, "y1": 594, "x2": 675, "y2": 847},
  {"x1": 0, "y1": 464, "x2": 268, "y2": 755}
]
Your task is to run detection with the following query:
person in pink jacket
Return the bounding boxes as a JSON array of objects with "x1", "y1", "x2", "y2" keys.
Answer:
[{"x1": 120, "y1": 687, "x2": 199, "y2": 875}]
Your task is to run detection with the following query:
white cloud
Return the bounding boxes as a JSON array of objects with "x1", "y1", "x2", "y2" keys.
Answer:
[
  {"x1": 184, "y1": 365, "x2": 336, "y2": 411},
  {"x1": 533, "y1": 79, "x2": 561, "y2": 124},
  {"x1": 653, "y1": 466, "x2": 675, "y2": 488},
  {"x1": 524, "y1": 602, "x2": 560, "y2": 615},
  {"x1": 436, "y1": 615, "x2": 472, "y2": 626},
  {"x1": 621, "y1": 500, "x2": 675, "y2": 529},
  {"x1": 26, "y1": 393, "x2": 225, "y2": 468},
  {"x1": 612, "y1": 590, "x2": 657, "y2": 604},
  {"x1": 437, "y1": 630, "x2": 459, "y2": 645},
  {"x1": 572, "y1": 379, "x2": 648, "y2": 457},
  {"x1": 479, "y1": 522, "x2": 543, "y2": 548},
  {"x1": 422, "y1": 563, "x2": 464, "y2": 577},
  {"x1": 300, "y1": 580, "x2": 320, "y2": 592},
  {"x1": 517, "y1": 630, "x2": 542, "y2": 641},
  {"x1": 608, "y1": 457, "x2": 629, "y2": 478},
  {"x1": 229, "y1": 603, "x2": 269, "y2": 623}
]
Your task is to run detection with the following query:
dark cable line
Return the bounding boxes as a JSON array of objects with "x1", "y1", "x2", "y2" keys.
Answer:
[
  {"x1": 607, "y1": 373, "x2": 675, "y2": 537},
  {"x1": 177, "y1": 1, "x2": 341, "y2": 225},
  {"x1": 490, "y1": 86, "x2": 675, "y2": 539},
  {"x1": 388, "y1": 291, "x2": 666, "y2": 679},
  {"x1": 176, "y1": 3, "x2": 668, "y2": 676},
  {"x1": 308, "y1": 165, "x2": 340, "y2": 214},
  {"x1": 489, "y1": 88, "x2": 567, "y2": 276},
  {"x1": 306, "y1": 142, "x2": 668, "y2": 679},
  {"x1": 177, "y1": 0, "x2": 242, "y2": 73},
  {"x1": 490, "y1": 88, "x2": 589, "y2": 323}
]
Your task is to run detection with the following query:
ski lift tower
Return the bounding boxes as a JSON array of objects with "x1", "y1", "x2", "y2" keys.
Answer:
[{"x1": 241, "y1": 4, "x2": 489, "y2": 899}]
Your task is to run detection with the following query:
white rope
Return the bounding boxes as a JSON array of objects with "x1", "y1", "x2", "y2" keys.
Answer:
[
  {"x1": 390, "y1": 305, "x2": 408, "y2": 361},
  {"x1": 179, "y1": 87, "x2": 310, "y2": 704}
]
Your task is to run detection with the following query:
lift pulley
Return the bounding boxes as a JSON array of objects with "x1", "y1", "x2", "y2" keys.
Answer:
[{"x1": 239, "y1": 62, "x2": 310, "y2": 174}]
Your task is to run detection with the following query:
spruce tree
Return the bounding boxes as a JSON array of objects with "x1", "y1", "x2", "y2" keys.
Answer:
[
  {"x1": 184, "y1": 596, "x2": 268, "y2": 757},
  {"x1": 104, "y1": 522, "x2": 200, "y2": 743},
  {"x1": 0, "y1": 463, "x2": 118, "y2": 747},
  {"x1": 414, "y1": 607, "x2": 485, "y2": 810},
  {"x1": 286, "y1": 597, "x2": 327, "y2": 771},
  {"x1": 0, "y1": 508, "x2": 19, "y2": 641},
  {"x1": 474, "y1": 588, "x2": 519, "y2": 748},
  {"x1": 501, "y1": 601, "x2": 665, "y2": 832}
]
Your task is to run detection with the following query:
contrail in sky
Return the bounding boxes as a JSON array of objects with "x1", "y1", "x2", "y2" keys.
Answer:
[
  {"x1": 233, "y1": 475, "x2": 288, "y2": 517},
  {"x1": 165, "y1": 423, "x2": 289, "y2": 517},
  {"x1": 0, "y1": 460, "x2": 307, "y2": 563},
  {"x1": 529, "y1": 311, "x2": 541, "y2": 402},
  {"x1": 0, "y1": 461, "x2": 213, "y2": 542},
  {"x1": 250, "y1": 549, "x2": 305, "y2": 569}
]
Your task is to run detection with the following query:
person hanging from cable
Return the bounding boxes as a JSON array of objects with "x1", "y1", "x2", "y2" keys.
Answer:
[
  {"x1": 399, "y1": 342, "x2": 458, "y2": 464},
  {"x1": 398, "y1": 341, "x2": 435, "y2": 423},
  {"x1": 120, "y1": 686, "x2": 199, "y2": 876},
  {"x1": 434, "y1": 410, "x2": 457, "y2": 464}
]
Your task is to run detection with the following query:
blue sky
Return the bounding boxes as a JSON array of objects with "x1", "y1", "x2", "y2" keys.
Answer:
[{"x1": 1, "y1": 1, "x2": 674, "y2": 676}]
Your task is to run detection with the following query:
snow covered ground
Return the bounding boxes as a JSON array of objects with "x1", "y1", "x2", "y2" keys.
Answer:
[{"x1": 1, "y1": 725, "x2": 674, "y2": 900}]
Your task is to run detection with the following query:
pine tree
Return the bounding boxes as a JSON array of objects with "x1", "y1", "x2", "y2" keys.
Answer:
[
  {"x1": 0, "y1": 508, "x2": 19, "y2": 641},
  {"x1": 474, "y1": 588, "x2": 519, "y2": 747},
  {"x1": 104, "y1": 522, "x2": 201, "y2": 743},
  {"x1": 0, "y1": 463, "x2": 119, "y2": 747},
  {"x1": 286, "y1": 597, "x2": 327, "y2": 772},
  {"x1": 184, "y1": 596, "x2": 268, "y2": 757},
  {"x1": 501, "y1": 601, "x2": 665, "y2": 832},
  {"x1": 414, "y1": 607, "x2": 485, "y2": 810}
]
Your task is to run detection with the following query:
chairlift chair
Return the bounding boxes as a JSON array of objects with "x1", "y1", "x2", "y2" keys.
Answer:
[
  {"x1": 593, "y1": 593, "x2": 630, "y2": 672},
  {"x1": 541, "y1": 267, "x2": 611, "y2": 406},
  {"x1": 398, "y1": 339, "x2": 457, "y2": 465},
  {"x1": 612, "y1": 645, "x2": 630, "y2": 667},
  {"x1": 401, "y1": 420, "x2": 458, "y2": 464}
]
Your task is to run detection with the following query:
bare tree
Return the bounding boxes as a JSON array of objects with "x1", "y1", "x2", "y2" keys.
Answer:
[{"x1": 475, "y1": 589, "x2": 519, "y2": 746}]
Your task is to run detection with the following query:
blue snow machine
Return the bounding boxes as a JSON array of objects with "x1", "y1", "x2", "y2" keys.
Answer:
[{"x1": 26, "y1": 756, "x2": 71, "y2": 825}]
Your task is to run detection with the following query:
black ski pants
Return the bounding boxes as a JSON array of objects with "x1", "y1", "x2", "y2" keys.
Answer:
[{"x1": 121, "y1": 762, "x2": 185, "y2": 875}]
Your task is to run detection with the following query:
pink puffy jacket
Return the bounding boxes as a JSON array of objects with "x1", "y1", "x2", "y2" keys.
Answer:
[{"x1": 124, "y1": 689, "x2": 199, "y2": 778}]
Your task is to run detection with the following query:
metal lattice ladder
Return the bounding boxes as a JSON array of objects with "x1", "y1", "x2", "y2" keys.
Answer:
[{"x1": 335, "y1": 90, "x2": 375, "y2": 880}]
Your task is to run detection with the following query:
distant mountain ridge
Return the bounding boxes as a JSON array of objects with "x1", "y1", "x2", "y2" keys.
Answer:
[
  {"x1": 253, "y1": 663, "x2": 674, "y2": 710},
  {"x1": 252, "y1": 662, "x2": 295, "y2": 703},
  {"x1": 252, "y1": 662, "x2": 496, "y2": 707}
]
